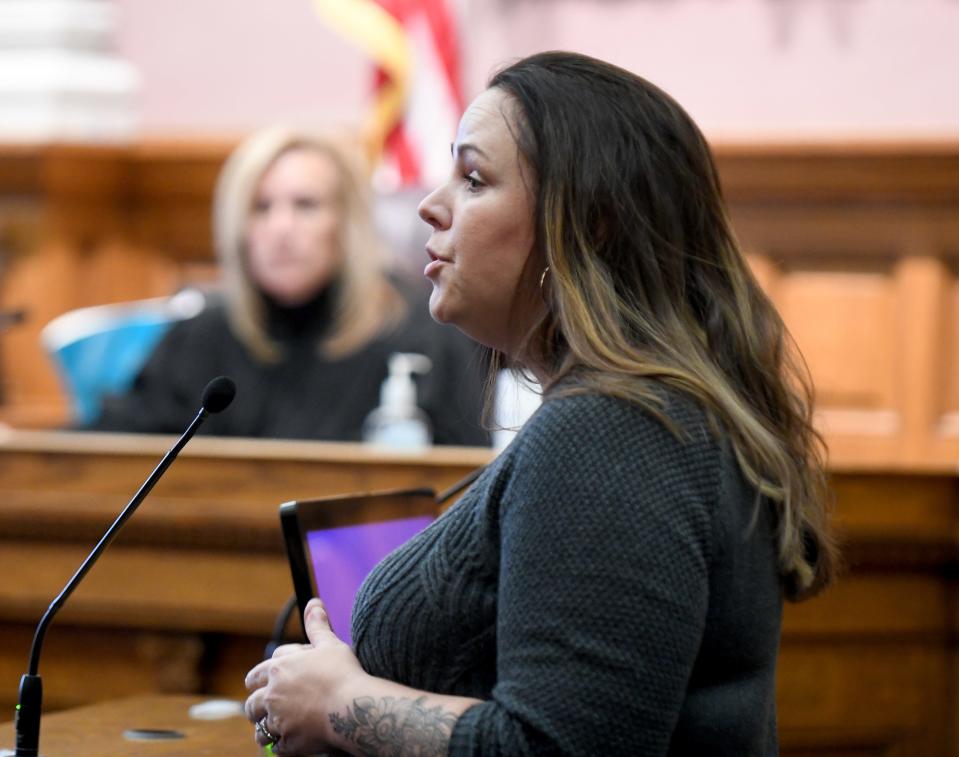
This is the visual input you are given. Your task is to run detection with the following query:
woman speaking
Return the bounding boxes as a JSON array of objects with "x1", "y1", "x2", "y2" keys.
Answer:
[{"x1": 244, "y1": 51, "x2": 837, "y2": 756}]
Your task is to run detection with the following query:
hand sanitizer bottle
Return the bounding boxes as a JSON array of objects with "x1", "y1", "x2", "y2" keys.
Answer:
[{"x1": 362, "y1": 353, "x2": 433, "y2": 449}]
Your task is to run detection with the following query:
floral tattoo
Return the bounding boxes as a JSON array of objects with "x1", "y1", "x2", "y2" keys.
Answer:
[{"x1": 329, "y1": 695, "x2": 457, "y2": 756}]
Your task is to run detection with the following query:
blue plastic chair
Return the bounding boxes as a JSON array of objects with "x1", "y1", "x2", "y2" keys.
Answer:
[{"x1": 41, "y1": 290, "x2": 206, "y2": 425}]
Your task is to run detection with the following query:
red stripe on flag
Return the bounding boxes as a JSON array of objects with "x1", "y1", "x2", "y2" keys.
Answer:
[
  {"x1": 418, "y1": 0, "x2": 463, "y2": 108},
  {"x1": 374, "y1": 0, "x2": 462, "y2": 109},
  {"x1": 369, "y1": 0, "x2": 462, "y2": 185}
]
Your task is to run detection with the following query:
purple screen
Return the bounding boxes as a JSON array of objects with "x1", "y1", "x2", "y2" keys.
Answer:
[{"x1": 306, "y1": 515, "x2": 433, "y2": 646}]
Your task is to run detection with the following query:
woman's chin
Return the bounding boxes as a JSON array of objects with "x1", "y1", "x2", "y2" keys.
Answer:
[
  {"x1": 427, "y1": 290, "x2": 454, "y2": 325},
  {"x1": 268, "y1": 292, "x2": 317, "y2": 308},
  {"x1": 259, "y1": 280, "x2": 327, "y2": 307}
]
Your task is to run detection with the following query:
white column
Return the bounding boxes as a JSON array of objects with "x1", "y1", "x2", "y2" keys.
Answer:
[{"x1": 0, "y1": 0, "x2": 140, "y2": 141}]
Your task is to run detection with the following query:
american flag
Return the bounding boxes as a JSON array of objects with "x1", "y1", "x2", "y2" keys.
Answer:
[{"x1": 313, "y1": 0, "x2": 464, "y2": 189}]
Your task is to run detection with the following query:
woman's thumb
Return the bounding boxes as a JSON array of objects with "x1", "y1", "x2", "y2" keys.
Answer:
[{"x1": 304, "y1": 597, "x2": 335, "y2": 644}]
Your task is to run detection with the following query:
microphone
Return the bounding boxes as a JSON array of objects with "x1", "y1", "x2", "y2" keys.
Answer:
[{"x1": 12, "y1": 376, "x2": 236, "y2": 756}]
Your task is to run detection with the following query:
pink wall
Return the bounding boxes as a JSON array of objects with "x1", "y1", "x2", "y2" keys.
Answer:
[
  {"x1": 114, "y1": 0, "x2": 368, "y2": 136},
  {"x1": 116, "y1": 0, "x2": 959, "y2": 140}
]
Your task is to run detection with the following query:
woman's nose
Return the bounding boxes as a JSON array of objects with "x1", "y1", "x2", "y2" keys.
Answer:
[
  {"x1": 418, "y1": 186, "x2": 449, "y2": 230},
  {"x1": 267, "y1": 202, "x2": 296, "y2": 232}
]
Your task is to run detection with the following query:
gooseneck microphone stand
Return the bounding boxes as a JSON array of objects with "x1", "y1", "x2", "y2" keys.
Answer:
[{"x1": 13, "y1": 376, "x2": 236, "y2": 756}]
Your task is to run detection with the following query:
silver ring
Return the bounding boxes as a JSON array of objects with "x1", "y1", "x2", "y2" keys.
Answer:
[{"x1": 255, "y1": 715, "x2": 279, "y2": 744}]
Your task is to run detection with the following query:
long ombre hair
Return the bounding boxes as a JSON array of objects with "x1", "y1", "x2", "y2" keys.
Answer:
[
  {"x1": 490, "y1": 52, "x2": 836, "y2": 601},
  {"x1": 213, "y1": 127, "x2": 405, "y2": 362}
]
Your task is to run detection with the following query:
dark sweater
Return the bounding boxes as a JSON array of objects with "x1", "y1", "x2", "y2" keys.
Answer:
[
  {"x1": 352, "y1": 391, "x2": 782, "y2": 756},
  {"x1": 88, "y1": 288, "x2": 490, "y2": 446}
]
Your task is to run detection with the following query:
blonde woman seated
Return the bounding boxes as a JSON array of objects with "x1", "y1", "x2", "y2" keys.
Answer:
[{"x1": 87, "y1": 128, "x2": 488, "y2": 445}]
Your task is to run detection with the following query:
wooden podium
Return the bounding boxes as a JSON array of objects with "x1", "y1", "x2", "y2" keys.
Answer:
[
  {"x1": 0, "y1": 430, "x2": 491, "y2": 714},
  {"x1": 1, "y1": 429, "x2": 959, "y2": 755},
  {"x1": 0, "y1": 695, "x2": 258, "y2": 756}
]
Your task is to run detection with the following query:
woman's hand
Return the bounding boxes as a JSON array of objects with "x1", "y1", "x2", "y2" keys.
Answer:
[
  {"x1": 245, "y1": 596, "x2": 481, "y2": 756},
  {"x1": 244, "y1": 597, "x2": 364, "y2": 755}
]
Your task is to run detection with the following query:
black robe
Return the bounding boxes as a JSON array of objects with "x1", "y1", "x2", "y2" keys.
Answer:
[{"x1": 87, "y1": 285, "x2": 490, "y2": 447}]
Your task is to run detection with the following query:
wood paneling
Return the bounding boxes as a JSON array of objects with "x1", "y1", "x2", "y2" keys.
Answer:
[
  {"x1": 721, "y1": 144, "x2": 959, "y2": 469},
  {"x1": 0, "y1": 143, "x2": 225, "y2": 426},
  {"x1": 940, "y1": 257, "x2": 959, "y2": 452},
  {"x1": 3, "y1": 141, "x2": 959, "y2": 467},
  {"x1": 780, "y1": 259, "x2": 897, "y2": 407},
  {"x1": 775, "y1": 467, "x2": 959, "y2": 756}
]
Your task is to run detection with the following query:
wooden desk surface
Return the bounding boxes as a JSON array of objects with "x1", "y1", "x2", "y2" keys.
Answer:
[{"x1": 0, "y1": 695, "x2": 258, "y2": 756}]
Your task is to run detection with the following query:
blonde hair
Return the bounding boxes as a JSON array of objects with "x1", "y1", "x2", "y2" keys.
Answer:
[
  {"x1": 213, "y1": 126, "x2": 405, "y2": 362},
  {"x1": 491, "y1": 52, "x2": 837, "y2": 602}
]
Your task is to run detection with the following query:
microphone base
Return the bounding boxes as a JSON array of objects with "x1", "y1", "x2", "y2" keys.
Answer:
[{"x1": 14, "y1": 673, "x2": 42, "y2": 757}]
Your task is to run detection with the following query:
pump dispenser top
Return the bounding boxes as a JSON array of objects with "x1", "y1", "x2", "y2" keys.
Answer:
[{"x1": 362, "y1": 352, "x2": 433, "y2": 449}]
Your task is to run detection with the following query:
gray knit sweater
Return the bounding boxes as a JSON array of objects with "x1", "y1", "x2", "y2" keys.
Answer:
[{"x1": 352, "y1": 391, "x2": 782, "y2": 756}]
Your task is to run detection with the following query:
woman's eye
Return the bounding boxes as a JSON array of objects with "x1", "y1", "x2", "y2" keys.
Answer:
[
  {"x1": 464, "y1": 171, "x2": 483, "y2": 191},
  {"x1": 294, "y1": 197, "x2": 322, "y2": 211},
  {"x1": 252, "y1": 200, "x2": 270, "y2": 214}
]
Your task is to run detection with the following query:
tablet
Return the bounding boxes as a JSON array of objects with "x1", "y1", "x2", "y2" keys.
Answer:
[{"x1": 279, "y1": 488, "x2": 438, "y2": 646}]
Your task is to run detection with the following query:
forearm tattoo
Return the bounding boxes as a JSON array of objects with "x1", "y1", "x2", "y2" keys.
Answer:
[{"x1": 329, "y1": 695, "x2": 458, "y2": 757}]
